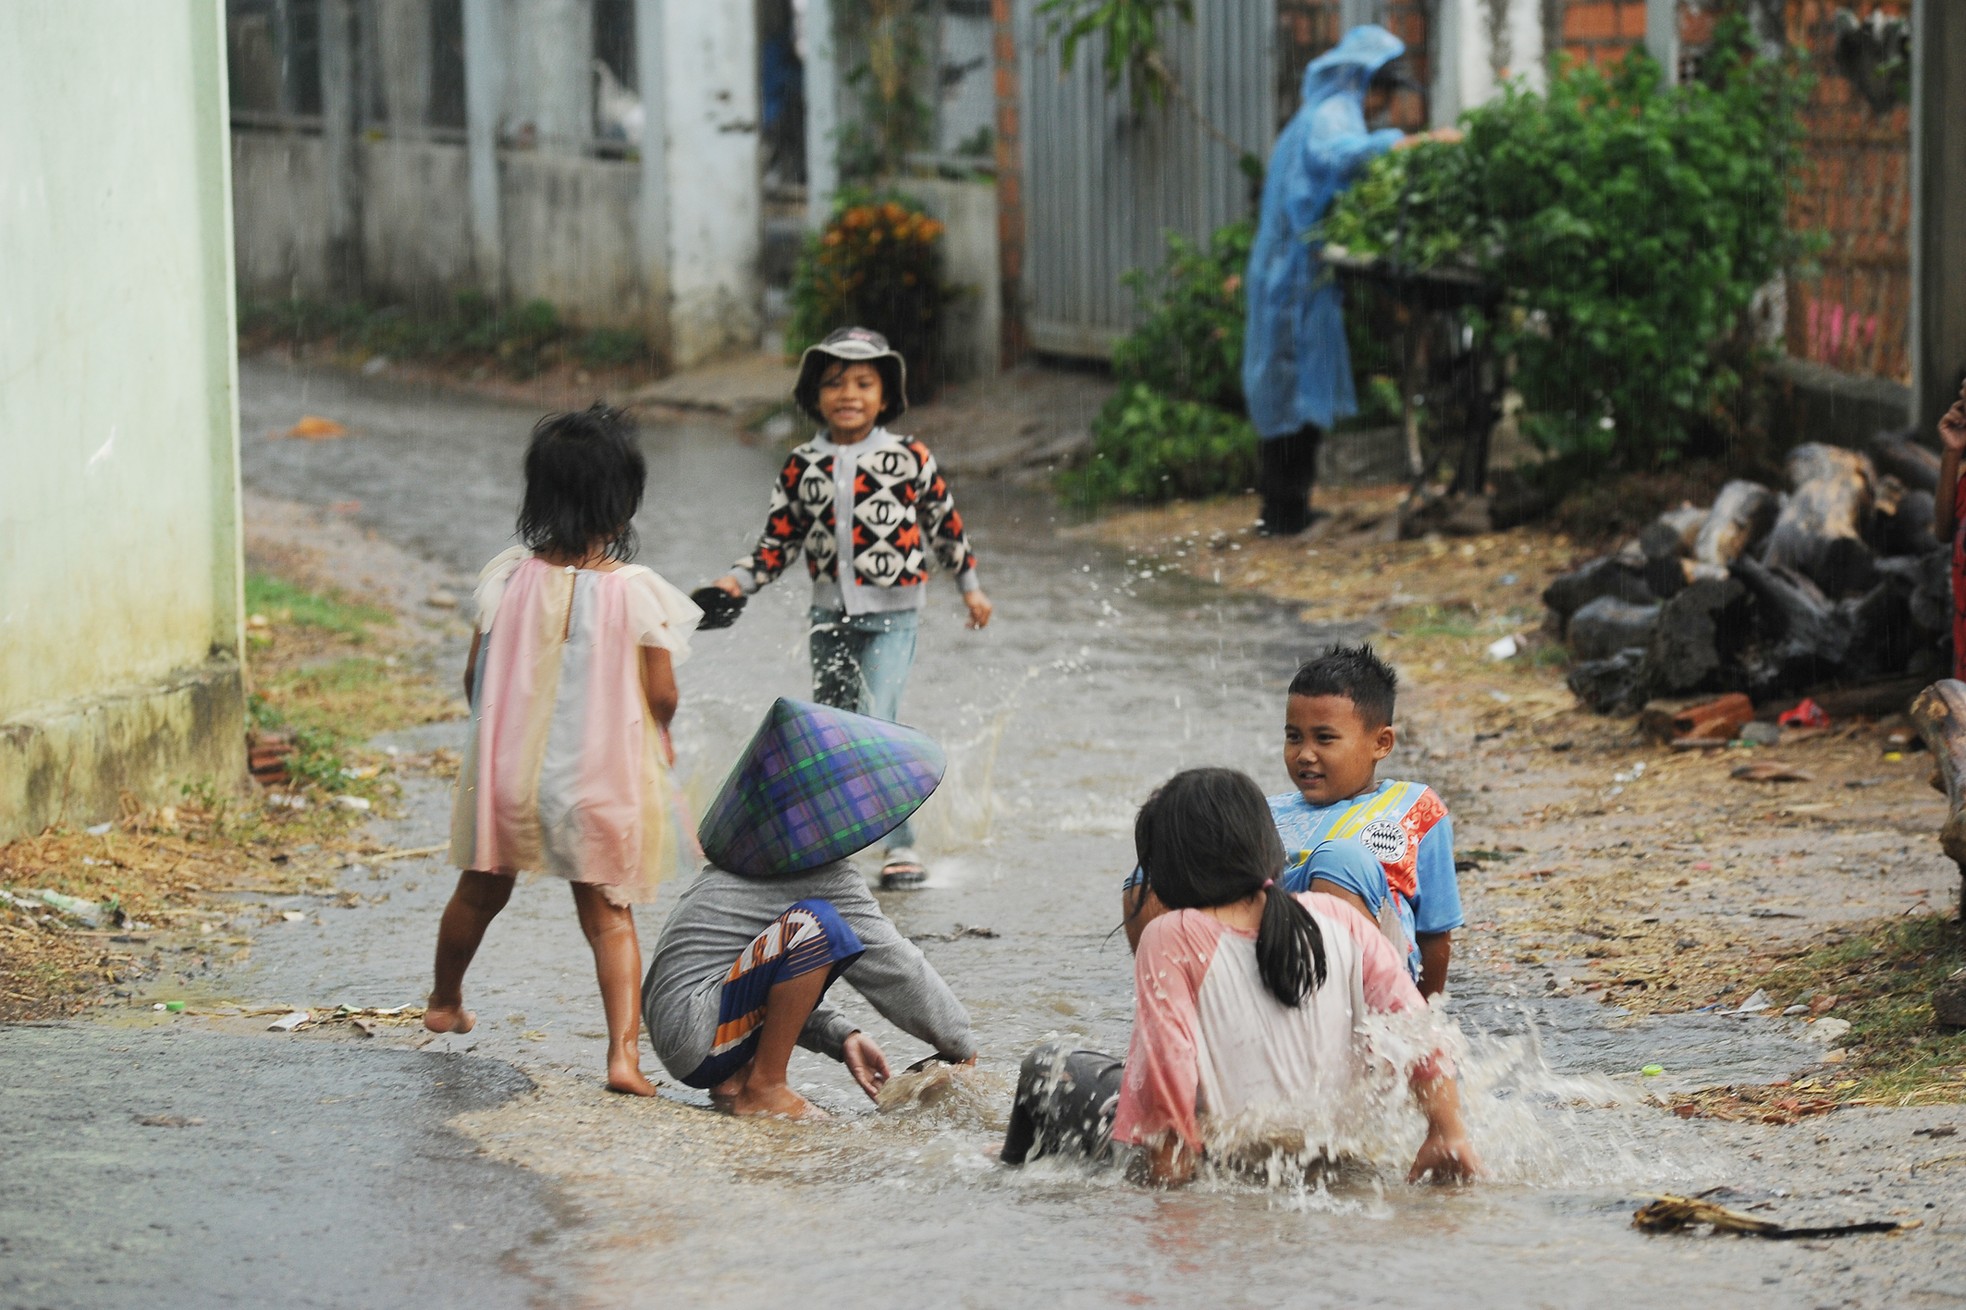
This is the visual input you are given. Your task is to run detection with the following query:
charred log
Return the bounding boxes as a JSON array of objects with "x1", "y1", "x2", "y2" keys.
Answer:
[{"x1": 1762, "y1": 443, "x2": 1877, "y2": 597}]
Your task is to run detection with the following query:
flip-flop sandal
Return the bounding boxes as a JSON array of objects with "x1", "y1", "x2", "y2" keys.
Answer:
[
  {"x1": 879, "y1": 849, "x2": 928, "y2": 889},
  {"x1": 688, "y1": 585, "x2": 748, "y2": 631}
]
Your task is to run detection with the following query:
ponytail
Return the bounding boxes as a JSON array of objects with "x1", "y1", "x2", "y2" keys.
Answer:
[
  {"x1": 1254, "y1": 880, "x2": 1326, "y2": 1007},
  {"x1": 1137, "y1": 767, "x2": 1330, "y2": 1008}
]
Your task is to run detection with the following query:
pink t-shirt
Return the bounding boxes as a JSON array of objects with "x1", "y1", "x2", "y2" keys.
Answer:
[{"x1": 1111, "y1": 891, "x2": 1433, "y2": 1154}]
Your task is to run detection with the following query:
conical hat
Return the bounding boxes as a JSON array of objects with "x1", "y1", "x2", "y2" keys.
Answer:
[{"x1": 699, "y1": 698, "x2": 946, "y2": 878}]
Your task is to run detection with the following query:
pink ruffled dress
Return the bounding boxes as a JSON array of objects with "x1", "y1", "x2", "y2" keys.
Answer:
[{"x1": 449, "y1": 548, "x2": 702, "y2": 905}]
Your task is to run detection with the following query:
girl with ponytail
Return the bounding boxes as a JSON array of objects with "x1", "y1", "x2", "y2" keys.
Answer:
[{"x1": 1003, "y1": 768, "x2": 1476, "y2": 1186}]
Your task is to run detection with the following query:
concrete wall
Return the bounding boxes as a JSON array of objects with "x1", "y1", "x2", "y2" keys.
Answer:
[
  {"x1": 0, "y1": 1, "x2": 246, "y2": 838},
  {"x1": 658, "y1": 1, "x2": 762, "y2": 366},
  {"x1": 233, "y1": 133, "x2": 332, "y2": 299},
  {"x1": 502, "y1": 152, "x2": 645, "y2": 328},
  {"x1": 908, "y1": 178, "x2": 1001, "y2": 383}
]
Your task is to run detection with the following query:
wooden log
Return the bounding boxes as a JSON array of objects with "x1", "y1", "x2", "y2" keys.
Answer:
[
  {"x1": 1638, "y1": 692, "x2": 1754, "y2": 744},
  {"x1": 1568, "y1": 596, "x2": 1662, "y2": 661},
  {"x1": 1896, "y1": 545, "x2": 1954, "y2": 634},
  {"x1": 1762, "y1": 443, "x2": 1877, "y2": 597},
  {"x1": 1908, "y1": 679, "x2": 1966, "y2": 917},
  {"x1": 1870, "y1": 429, "x2": 1941, "y2": 494},
  {"x1": 1693, "y1": 480, "x2": 1779, "y2": 568},
  {"x1": 1798, "y1": 674, "x2": 1930, "y2": 720},
  {"x1": 1543, "y1": 557, "x2": 1656, "y2": 624},
  {"x1": 1733, "y1": 555, "x2": 1855, "y2": 696},
  {"x1": 1645, "y1": 576, "x2": 1751, "y2": 694},
  {"x1": 1567, "y1": 648, "x2": 1650, "y2": 714},
  {"x1": 1872, "y1": 479, "x2": 1936, "y2": 558},
  {"x1": 1639, "y1": 505, "x2": 1710, "y2": 599},
  {"x1": 1837, "y1": 570, "x2": 1917, "y2": 681}
]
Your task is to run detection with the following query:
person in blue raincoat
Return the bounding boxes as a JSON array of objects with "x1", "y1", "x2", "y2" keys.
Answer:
[{"x1": 1242, "y1": 25, "x2": 1457, "y2": 535}]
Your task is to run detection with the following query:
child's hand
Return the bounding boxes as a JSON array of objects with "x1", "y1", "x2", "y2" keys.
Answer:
[
  {"x1": 1942, "y1": 387, "x2": 1966, "y2": 455},
  {"x1": 964, "y1": 590, "x2": 994, "y2": 630},
  {"x1": 843, "y1": 1030, "x2": 891, "y2": 1101},
  {"x1": 1407, "y1": 1127, "x2": 1480, "y2": 1184},
  {"x1": 658, "y1": 723, "x2": 676, "y2": 767},
  {"x1": 711, "y1": 575, "x2": 746, "y2": 597}
]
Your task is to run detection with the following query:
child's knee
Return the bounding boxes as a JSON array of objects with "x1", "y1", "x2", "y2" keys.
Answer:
[
  {"x1": 456, "y1": 871, "x2": 515, "y2": 913},
  {"x1": 783, "y1": 897, "x2": 860, "y2": 955}
]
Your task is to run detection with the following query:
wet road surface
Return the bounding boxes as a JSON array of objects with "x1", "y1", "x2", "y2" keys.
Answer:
[{"x1": 6, "y1": 359, "x2": 1958, "y2": 1308}]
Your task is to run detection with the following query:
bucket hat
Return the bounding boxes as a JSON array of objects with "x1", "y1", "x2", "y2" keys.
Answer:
[
  {"x1": 793, "y1": 326, "x2": 909, "y2": 426},
  {"x1": 698, "y1": 698, "x2": 945, "y2": 878}
]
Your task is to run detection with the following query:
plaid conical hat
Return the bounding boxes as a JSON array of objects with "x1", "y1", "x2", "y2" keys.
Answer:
[{"x1": 699, "y1": 698, "x2": 946, "y2": 878}]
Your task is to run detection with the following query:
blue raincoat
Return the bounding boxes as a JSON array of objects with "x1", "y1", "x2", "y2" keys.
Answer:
[{"x1": 1242, "y1": 25, "x2": 1406, "y2": 440}]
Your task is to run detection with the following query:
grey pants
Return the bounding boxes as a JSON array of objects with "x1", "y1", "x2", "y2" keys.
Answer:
[{"x1": 1000, "y1": 1040, "x2": 1124, "y2": 1165}]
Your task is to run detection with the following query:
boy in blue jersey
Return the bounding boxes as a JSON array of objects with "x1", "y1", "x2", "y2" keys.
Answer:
[{"x1": 1123, "y1": 644, "x2": 1463, "y2": 997}]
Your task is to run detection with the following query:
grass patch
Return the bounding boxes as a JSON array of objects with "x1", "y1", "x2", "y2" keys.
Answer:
[
  {"x1": 1754, "y1": 914, "x2": 1966, "y2": 1106},
  {"x1": 239, "y1": 292, "x2": 655, "y2": 379},
  {"x1": 245, "y1": 572, "x2": 389, "y2": 640}
]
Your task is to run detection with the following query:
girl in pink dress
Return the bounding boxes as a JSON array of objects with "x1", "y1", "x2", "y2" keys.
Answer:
[
  {"x1": 427, "y1": 405, "x2": 702, "y2": 1097},
  {"x1": 1003, "y1": 768, "x2": 1477, "y2": 1185}
]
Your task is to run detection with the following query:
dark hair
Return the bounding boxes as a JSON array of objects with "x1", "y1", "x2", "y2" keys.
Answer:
[
  {"x1": 1134, "y1": 768, "x2": 1326, "y2": 1007},
  {"x1": 516, "y1": 404, "x2": 645, "y2": 562},
  {"x1": 1288, "y1": 643, "x2": 1398, "y2": 728},
  {"x1": 794, "y1": 354, "x2": 906, "y2": 427}
]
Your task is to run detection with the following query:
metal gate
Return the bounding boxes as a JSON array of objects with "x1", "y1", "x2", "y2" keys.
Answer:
[{"x1": 1017, "y1": 0, "x2": 1278, "y2": 358}]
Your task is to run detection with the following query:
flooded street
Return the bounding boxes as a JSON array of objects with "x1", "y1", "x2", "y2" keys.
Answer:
[{"x1": 134, "y1": 360, "x2": 1953, "y2": 1305}]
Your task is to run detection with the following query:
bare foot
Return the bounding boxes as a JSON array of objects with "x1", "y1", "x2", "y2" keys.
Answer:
[
  {"x1": 423, "y1": 1000, "x2": 475, "y2": 1034},
  {"x1": 729, "y1": 1080, "x2": 828, "y2": 1120},
  {"x1": 708, "y1": 1060, "x2": 753, "y2": 1111}
]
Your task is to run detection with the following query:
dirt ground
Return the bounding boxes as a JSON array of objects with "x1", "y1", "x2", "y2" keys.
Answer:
[
  {"x1": 1087, "y1": 485, "x2": 1966, "y2": 1109},
  {"x1": 0, "y1": 493, "x2": 468, "y2": 1022}
]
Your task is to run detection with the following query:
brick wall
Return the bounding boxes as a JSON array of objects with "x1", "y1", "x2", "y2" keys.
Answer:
[
  {"x1": 1559, "y1": 0, "x2": 1650, "y2": 65},
  {"x1": 1783, "y1": 0, "x2": 1911, "y2": 382},
  {"x1": 991, "y1": 0, "x2": 1026, "y2": 364}
]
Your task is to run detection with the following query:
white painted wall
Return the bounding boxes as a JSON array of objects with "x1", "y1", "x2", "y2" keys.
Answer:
[
  {"x1": 0, "y1": 0, "x2": 242, "y2": 715},
  {"x1": 1431, "y1": 0, "x2": 1547, "y2": 128},
  {"x1": 658, "y1": 1, "x2": 762, "y2": 365}
]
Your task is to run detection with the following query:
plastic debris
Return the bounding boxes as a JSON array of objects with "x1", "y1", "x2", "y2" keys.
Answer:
[
  {"x1": 85, "y1": 821, "x2": 113, "y2": 837},
  {"x1": 1777, "y1": 697, "x2": 1830, "y2": 729},
  {"x1": 333, "y1": 795, "x2": 372, "y2": 812},
  {"x1": 1486, "y1": 635, "x2": 1519, "y2": 661},
  {"x1": 268, "y1": 1010, "x2": 312, "y2": 1032},
  {"x1": 1732, "y1": 988, "x2": 1773, "y2": 1014},
  {"x1": 1641, "y1": 1064, "x2": 1665, "y2": 1076},
  {"x1": 286, "y1": 415, "x2": 347, "y2": 439},
  {"x1": 164, "y1": 1000, "x2": 186, "y2": 1013},
  {"x1": 1633, "y1": 1191, "x2": 1916, "y2": 1239},
  {"x1": 30, "y1": 889, "x2": 104, "y2": 927},
  {"x1": 279, "y1": 910, "x2": 306, "y2": 922}
]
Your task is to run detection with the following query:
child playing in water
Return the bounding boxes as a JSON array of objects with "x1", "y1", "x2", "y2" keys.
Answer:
[
  {"x1": 1122, "y1": 643, "x2": 1463, "y2": 996},
  {"x1": 429, "y1": 405, "x2": 701, "y2": 1097},
  {"x1": 1006, "y1": 768, "x2": 1476, "y2": 1184},
  {"x1": 642, "y1": 698, "x2": 975, "y2": 1118},
  {"x1": 709, "y1": 326, "x2": 992, "y2": 889}
]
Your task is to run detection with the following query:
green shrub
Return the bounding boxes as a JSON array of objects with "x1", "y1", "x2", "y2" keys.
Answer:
[
  {"x1": 1111, "y1": 220, "x2": 1253, "y2": 410},
  {"x1": 1060, "y1": 382, "x2": 1257, "y2": 507},
  {"x1": 1322, "y1": 26, "x2": 1811, "y2": 472},
  {"x1": 788, "y1": 192, "x2": 951, "y2": 400}
]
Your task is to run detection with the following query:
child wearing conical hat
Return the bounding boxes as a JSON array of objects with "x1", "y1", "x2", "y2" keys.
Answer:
[{"x1": 642, "y1": 698, "x2": 976, "y2": 1118}]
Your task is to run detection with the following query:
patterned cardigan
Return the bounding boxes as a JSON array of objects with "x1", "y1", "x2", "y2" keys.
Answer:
[{"x1": 732, "y1": 431, "x2": 979, "y2": 596}]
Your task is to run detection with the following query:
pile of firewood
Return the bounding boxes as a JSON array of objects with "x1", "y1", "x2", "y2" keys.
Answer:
[{"x1": 1547, "y1": 433, "x2": 1953, "y2": 713}]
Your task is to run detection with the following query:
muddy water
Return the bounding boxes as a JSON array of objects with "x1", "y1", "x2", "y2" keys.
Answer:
[{"x1": 233, "y1": 363, "x2": 1945, "y2": 1306}]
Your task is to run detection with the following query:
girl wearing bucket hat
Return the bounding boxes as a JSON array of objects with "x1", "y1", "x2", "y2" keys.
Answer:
[{"x1": 710, "y1": 326, "x2": 993, "y2": 889}]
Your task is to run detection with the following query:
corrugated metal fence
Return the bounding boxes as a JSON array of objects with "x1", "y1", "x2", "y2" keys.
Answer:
[{"x1": 1017, "y1": 0, "x2": 1278, "y2": 358}]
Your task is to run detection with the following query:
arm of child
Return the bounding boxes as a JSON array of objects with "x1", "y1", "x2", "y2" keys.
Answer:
[
  {"x1": 1936, "y1": 384, "x2": 1966, "y2": 542},
  {"x1": 829, "y1": 881, "x2": 978, "y2": 1061},
  {"x1": 717, "y1": 454, "x2": 813, "y2": 595},
  {"x1": 1110, "y1": 914, "x2": 1208, "y2": 1181},
  {"x1": 642, "y1": 647, "x2": 678, "y2": 765},
  {"x1": 1119, "y1": 876, "x2": 1168, "y2": 953},
  {"x1": 911, "y1": 441, "x2": 992, "y2": 629},
  {"x1": 463, "y1": 632, "x2": 481, "y2": 701},
  {"x1": 1412, "y1": 803, "x2": 1463, "y2": 998},
  {"x1": 1334, "y1": 896, "x2": 1478, "y2": 1181}
]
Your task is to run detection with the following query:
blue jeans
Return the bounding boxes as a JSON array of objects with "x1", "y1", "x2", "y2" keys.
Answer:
[{"x1": 809, "y1": 607, "x2": 921, "y2": 849}]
